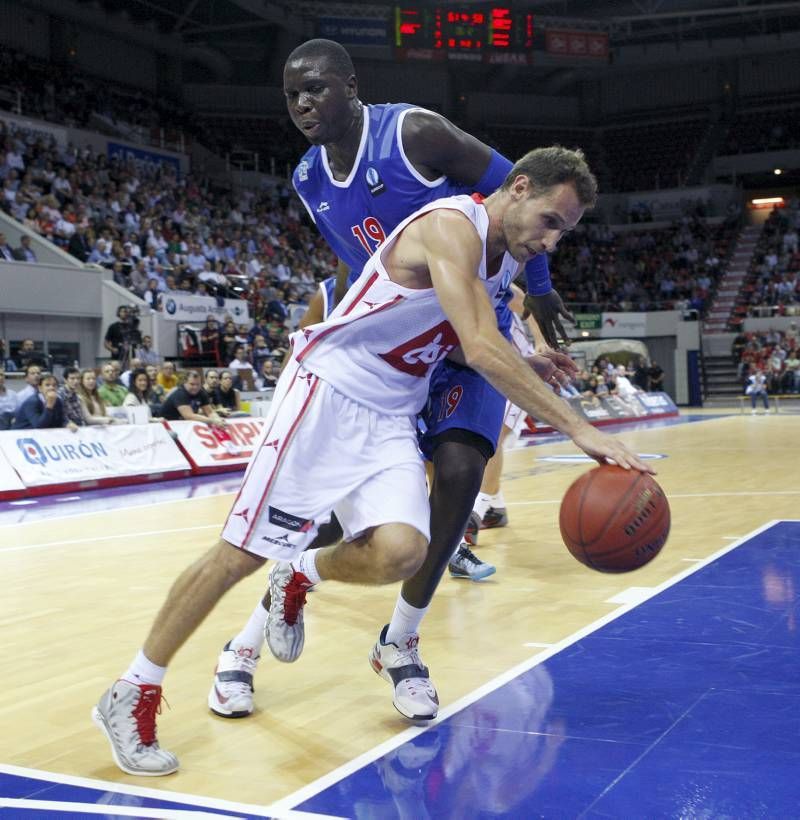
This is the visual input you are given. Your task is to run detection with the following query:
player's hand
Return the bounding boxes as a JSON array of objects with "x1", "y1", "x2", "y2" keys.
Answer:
[
  {"x1": 537, "y1": 347, "x2": 579, "y2": 379},
  {"x1": 571, "y1": 425, "x2": 656, "y2": 474},
  {"x1": 525, "y1": 354, "x2": 572, "y2": 389},
  {"x1": 522, "y1": 289, "x2": 574, "y2": 349}
]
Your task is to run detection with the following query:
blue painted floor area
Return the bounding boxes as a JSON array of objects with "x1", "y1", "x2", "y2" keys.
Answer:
[
  {"x1": 296, "y1": 521, "x2": 800, "y2": 819},
  {"x1": 0, "y1": 771, "x2": 271, "y2": 818}
]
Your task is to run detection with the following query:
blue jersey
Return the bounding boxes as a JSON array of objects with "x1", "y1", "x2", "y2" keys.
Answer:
[
  {"x1": 293, "y1": 102, "x2": 513, "y2": 334},
  {"x1": 293, "y1": 103, "x2": 472, "y2": 280}
]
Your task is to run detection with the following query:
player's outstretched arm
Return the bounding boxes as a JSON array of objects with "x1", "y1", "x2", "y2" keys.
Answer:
[{"x1": 422, "y1": 213, "x2": 653, "y2": 474}]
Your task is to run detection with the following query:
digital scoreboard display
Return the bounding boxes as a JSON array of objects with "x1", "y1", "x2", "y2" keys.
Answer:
[{"x1": 395, "y1": 6, "x2": 534, "y2": 62}]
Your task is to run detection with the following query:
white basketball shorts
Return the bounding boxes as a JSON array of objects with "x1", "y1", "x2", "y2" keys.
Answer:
[
  {"x1": 221, "y1": 364, "x2": 430, "y2": 560},
  {"x1": 502, "y1": 399, "x2": 528, "y2": 440}
]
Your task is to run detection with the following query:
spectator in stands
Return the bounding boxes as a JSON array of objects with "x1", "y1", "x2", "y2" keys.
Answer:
[
  {"x1": 13, "y1": 372, "x2": 76, "y2": 430},
  {"x1": 77, "y1": 369, "x2": 116, "y2": 425},
  {"x1": 123, "y1": 368, "x2": 159, "y2": 421},
  {"x1": 136, "y1": 335, "x2": 160, "y2": 367},
  {"x1": 143, "y1": 278, "x2": 162, "y2": 309},
  {"x1": 228, "y1": 344, "x2": 251, "y2": 374},
  {"x1": 67, "y1": 223, "x2": 91, "y2": 262},
  {"x1": 14, "y1": 362, "x2": 42, "y2": 408},
  {"x1": 14, "y1": 339, "x2": 41, "y2": 370},
  {"x1": 633, "y1": 357, "x2": 650, "y2": 391},
  {"x1": 58, "y1": 366, "x2": 86, "y2": 428},
  {"x1": 88, "y1": 238, "x2": 114, "y2": 267},
  {"x1": 13, "y1": 235, "x2": 37, "y2": 262},
  {"x1": 0, "y1": 368, "x2": 16, "y2": 430},
  {"x1": 203, "y1": 369, "x2": 220, "y2": 396},
  {"x1": 157, "y1": 361, "x2": 178, "y2": 393},
  {"x1": 783, "y1": 349, "x2": 800, "y2": 393},
  {"x1": 213, "y1": 370, "x2": 241, "y2": 415},
  {"x1": 104, "y1": 306, "x2": 140, "y2": 369},
  {"x1": 648, "y1": 360, "x2": 665, "y2": 392},
  {"x1": 200, "y1": 317, "x2": 221, "y2": 365},
  {"x1": 98, "y1": 362, "x2": 127, "y2": 407},
  {"x1": 221, "y1": 320, "x2": 238, "y2": 364},
  {"x1": 121, "y1": 358, "x2": 143, "y2": 388},
  {"x1": 613, "y1": 365, "x2": 640, "y2": 398},
  {"x1": 255, "y1": 358, "x2": 278, "y2": 392},
  {"x1": 251, "y1": 334, "x2": 272, "y2": 374},
  {"x1": 0, "y1": 232, "x2": 15, "y2": 261},
  {"x1": 746, "y1": 368, "x2": 770, "y2": 414},
  {"x1": 159, "y1": 370, "x2": 226, "y2": 427}
]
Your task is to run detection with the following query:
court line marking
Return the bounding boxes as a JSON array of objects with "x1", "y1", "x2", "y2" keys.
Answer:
[
  {"x1": 0, "y1": 799, "x2": 243, "y2": 819},
  {"x1": 0, "y1": 764, "x2": 344, "y2": 819},
  {"x1": 0, "y1": 525, "x2": 221, "y2": 554},
  {"x1": 270, "y1": 518, "x2": 789, "y2": 813},
  {"x1": 605, "y1": 587, "x2": 654, "y2": 605}
]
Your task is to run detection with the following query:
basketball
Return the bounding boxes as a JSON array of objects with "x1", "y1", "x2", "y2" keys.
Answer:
[{"x1": 559, "y1": 465, "x2": 670, "y2": 573}]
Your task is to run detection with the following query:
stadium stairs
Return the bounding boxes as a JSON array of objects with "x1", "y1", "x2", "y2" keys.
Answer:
[
  {"x1": 702, "y1": 353, "x2": 742, "y2": 405},
  {"x1": 703, "y1": 223, "x2": 761, "y2": 333}
]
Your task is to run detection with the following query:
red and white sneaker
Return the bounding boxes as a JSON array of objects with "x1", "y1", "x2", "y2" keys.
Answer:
[
  {"x1": 92, "y1": 680, "x2": 178, "y2": 776},
  {"x1": 208, "y1": 641, "x2": 259, "y2": 718},
  {"x1": 264, "y1": 562, "x2": 314, "y2": 663},
  {"x1": 369, "y1": 625, "x2": 439, "y2": 723}
]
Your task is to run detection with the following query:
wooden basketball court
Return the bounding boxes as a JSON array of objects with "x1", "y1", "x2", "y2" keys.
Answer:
[{"x1": 1, "y1": 410, "x2": 797, "y2": 811}]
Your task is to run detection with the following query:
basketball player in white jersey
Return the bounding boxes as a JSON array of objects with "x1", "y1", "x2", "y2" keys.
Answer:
[{"x1": 93, "y1": 146, "x2": 653, "y2": 775}]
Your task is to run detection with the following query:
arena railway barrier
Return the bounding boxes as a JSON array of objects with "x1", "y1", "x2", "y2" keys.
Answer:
[{"x1": 0, "y1": 394, "x2": 677, "y2": 500}]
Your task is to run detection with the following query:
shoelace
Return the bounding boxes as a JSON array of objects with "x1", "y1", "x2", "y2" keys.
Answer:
[
  {"x1": 224, "y1": 653, "x2": 258, "y2": 696},
  {"x1": 278, "y1": 572, "x2": 312, "y2": 625},
  {"x1": 394, "y1": 640, "x2": 423, "y2": 671},
  {"x1": 457, "y1": 545, "x2": 483, "y2": 566},
  {"x1": 131, "y1": 684, "x2": 165, "y2": 746}
]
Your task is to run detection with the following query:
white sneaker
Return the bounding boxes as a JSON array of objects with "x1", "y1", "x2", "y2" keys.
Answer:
[
  {"x1": 208, "y1": 641, "x2": 259, "y2": 718},
  {"x1": 264, "y1": 562, "x2": 314, "y2": 663},
  {"x1": 369, "y1": 625, "x2": 439, "y2": 723},
  {"x1": 449, "y1": 543, "x2": 497, "y2": 581},
  {"x1": 92, "y1": 680, "x2": 178, "y2": 776}
]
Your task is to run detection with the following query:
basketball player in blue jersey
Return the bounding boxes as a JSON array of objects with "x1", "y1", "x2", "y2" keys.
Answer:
[{"x1": 206, "y1": 38, "x2": 577, "y2": 725}]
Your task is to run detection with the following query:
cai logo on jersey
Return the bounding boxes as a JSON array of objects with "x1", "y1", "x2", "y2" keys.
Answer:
[
  {"x1": 365, "y1": 166, "x2": 386, "y2": 197},
  {"x1": 378, "y1": 320, "x2": 459, "y2": 377}
]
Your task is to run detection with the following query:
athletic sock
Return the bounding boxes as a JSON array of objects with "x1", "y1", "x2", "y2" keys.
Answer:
[
  {"x1": 229, "y1": 601, "x2": 268, "y2": 654},
  {"x1": 123, "y1": 649, "x2": 166, "y2": 686},
  {"x1": 386, "y1": 594, "x2": 429, "y2": 645},
  {"x1": 489, "y1": 490, "x2": 506, "y2": 509},
  {"x1": 293, "y1": 549, "x2": 322, "y2": 585},
  {"x1": 473, "y1": 492, "x2": 492, "y2": 520}
]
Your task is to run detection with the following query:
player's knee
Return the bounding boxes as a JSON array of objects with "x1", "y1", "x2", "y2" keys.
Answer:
[
  {"x1": 433, "y1": 440, "x2": 488, "y2": 497},
  {"x1": 372, "y1": 526, "x2": 428, "y2": 583},
  {"x1": 206, "y1": 538, "x2": 265, "y2": 589}
]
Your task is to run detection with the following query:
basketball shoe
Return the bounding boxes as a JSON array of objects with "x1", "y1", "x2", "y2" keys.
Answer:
[
  {"x1": 449, "y1": 543, "x2": 496, "y2": 581},
  {"x1": 92, "y1": 680, "x2": 178, "y2": 776},
  {"x1": 463, "y1": 510, "x2": 481, "y2": 547},
  {"x1": 208, "y1": 641, "x2": 259, "y2": 718},
  {"x1": 264, "y1": 562, "x2": 314, "y2": 662},
  {"x1": 481, "y1": 506, "x2": 509, "y2": 529},
  {"x1": 369, "y1": 625, "x2": 439, "y2": 723}
]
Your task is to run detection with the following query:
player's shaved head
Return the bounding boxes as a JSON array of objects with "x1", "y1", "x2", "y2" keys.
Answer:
[{"x1": 286, "y1": 38, "x2": 355, "y2": 79}]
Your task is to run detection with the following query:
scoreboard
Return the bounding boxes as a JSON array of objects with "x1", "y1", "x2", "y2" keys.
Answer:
[{"x1": 395, "y1": 6, "x2": 534, "y2": 62}]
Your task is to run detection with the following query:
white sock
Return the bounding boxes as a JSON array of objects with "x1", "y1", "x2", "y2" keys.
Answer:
[
  {"x1": 386, "y1": 595, "x2": 429, "y2": 644},
  {"x1": 123, "y1": 649, "x2": 166, "y2": 686},
  {"x1": 230, "y1": 601, "x2": 268, "y2": 654},
  {"x1": 473, "y1": 492, "x2": 492, "y2": 520},
  {"x1": 293, "y1": 549, "x2": 322, "y2": 585},
  {"x1": 489, "y1": 490, "x2": 506, "y2": 509}
]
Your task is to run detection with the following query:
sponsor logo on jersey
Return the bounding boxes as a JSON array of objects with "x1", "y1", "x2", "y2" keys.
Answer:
[
  {"x1": 378, "y1": 320, "x2": 459, "y2": 377},
  {"x1": 233, "y1": 507, "x2": 250, "y2": 524},
  {"x1": 365, "y1": 166, "x2": 386, "y2": 197},
  {"x1": 297, "y1": 160, "x2": 309, "y2": 182},
  {"x1": 261, "y1": 532, "x2": 293, "y2": 547},
  {"x1": 268, "y1": 506, "x2": 314, "y2": 533},
  {"x1": 316, "y1": 201, "x2": 330, "y2": 213}
]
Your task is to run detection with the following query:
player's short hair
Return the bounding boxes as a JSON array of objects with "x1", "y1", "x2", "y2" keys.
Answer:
[
  {"x1": 502, "y1": 146, "x2": 598, "y2": 208},
  {"x1": 286, "y1": 38, "x2": 355, "y2": 79}
]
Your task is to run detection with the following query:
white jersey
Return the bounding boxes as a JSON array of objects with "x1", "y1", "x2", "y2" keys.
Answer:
[
  {"x1": 291, "y1": 194, "x2": 518, "y2": 416},
  {"x1": 509, "y1": 312, "x2": 535, "y2": 358}
]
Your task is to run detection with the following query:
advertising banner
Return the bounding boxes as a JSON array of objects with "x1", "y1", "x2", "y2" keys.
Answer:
[
  {"x1": 600, "y1": 312, "x2": 648, "y2": 337},
  {"x1": 0, "y1": 425, "x2": 189, "y2": 487},
  {"x1": 166, "y1": 418, "x2": 267, "y2": 469},
  {"x1": 0, "y1": 448, "x2": 25, "y2": 494},
  {"x1": 532, "y1": 391, "x2": 677, "y2": 431},
  {"x1": 545, "y1": 30, "x2": 609, "y2": 60},
  {"x1": 107, "y1": 142, "x2": 181, "y2": 176},
  {"x1": 317, "y1": 17, "x2": 389, "y2": 46},
  {"x1": 161, "y1": 294, "x2": 250, "y2": 324},
  {"x1": 0, "y1": 110, "x2": 68, "y2": 148}
]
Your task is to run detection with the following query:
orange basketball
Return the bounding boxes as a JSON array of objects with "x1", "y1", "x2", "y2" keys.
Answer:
[{"x1": 559, "y1": 465, "x2": 670, "y2": 573}]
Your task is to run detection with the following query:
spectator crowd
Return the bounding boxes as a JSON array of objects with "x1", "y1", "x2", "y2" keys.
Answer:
[{"x1": 732, "y1": 325, "x2": 800, "y2": 395}]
